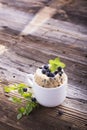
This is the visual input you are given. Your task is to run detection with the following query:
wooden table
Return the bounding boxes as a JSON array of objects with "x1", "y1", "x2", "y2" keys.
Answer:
[{"x1": 0, "y1": 0, "x2": 87, "y2": 130}]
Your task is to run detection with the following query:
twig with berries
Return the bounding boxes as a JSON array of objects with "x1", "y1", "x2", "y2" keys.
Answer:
[{"x1": 4, "y1": 83, "x2": 38, "y2": 120}]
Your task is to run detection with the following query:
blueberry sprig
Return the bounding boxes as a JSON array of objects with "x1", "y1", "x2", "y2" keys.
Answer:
[{"x1": 4, "y1": 83, "x2": 38, "y2": 120}]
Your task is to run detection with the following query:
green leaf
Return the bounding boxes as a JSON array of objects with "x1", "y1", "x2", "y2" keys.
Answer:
[
  {"x1": 17, "y1": 83, "x2": 28, "y2": 89},
  {"x1": 49, "y1": 57, "x2": 66, "y2": 72},
  {"x1": 18, "y1": 107, "x2": 25, "y2": 113},
  {"x1": 18, "y1": 107, "x2": 26, "y2": 115},
  {"x1": 4, "y1": 83, "x2": 29, "y2": 93},
  {"x1": 18, "y1": 88, "x2": 24, "y2": 95},
  {"x1": 17, "y1": 113, "x2": 22, "y2": 120},
  {"x1": 4, "y1": 85, "x2": 17, "y2": 93},
  {"x1": 25, "y1": 103, "x2": 33, "y2": 115},
  {"x1": 22, "y1": 92, "x2": 32, "y2": 98},
  {"x1": 8, "y1": 97, "x2": 22, "y2": 103},
  {"x1": 4, "y1": 86, "x2": 11, "y2": 93},
  {"x1": 31, "y1": 101, "x2": 38, "y2": 108}
]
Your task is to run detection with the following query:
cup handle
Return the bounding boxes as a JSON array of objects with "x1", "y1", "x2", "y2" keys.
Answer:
[{"x1": 27, "y1": 74, "x2": 34, "y2": 88}]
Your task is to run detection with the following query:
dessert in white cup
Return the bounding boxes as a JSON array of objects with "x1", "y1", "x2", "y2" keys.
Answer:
[{"x1": 27, "y1": 58, "x2": 68, "y2": 107}]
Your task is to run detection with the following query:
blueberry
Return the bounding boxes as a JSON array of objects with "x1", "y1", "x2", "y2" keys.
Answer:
[
  {"x1": 46, "y1": 72, "x2": 50, "y2": 77},
  {"x1": 44, "y1": 64, "x2": 49, "y2": 70},
  {"x1": 23, "y1": 88, "x2": 27, "y2": 92},
  {"x1": 50, "y1": 73, "x2": 55, "y2": 77},
  {"x1": 46, "y1": 72, "x2": 54, "y2": 77},
  {"x1": 54, "y1": 71, "x2": 58, "y2": 75},
  {"x1": 31, "y1": 97, "x2": 36, "y2": 102},
  {"x1": 42, "y1": 69, "x2": 46, "y2": 74},
  {"x1": 58, "y1": 67, "x2": 62, "y2": 72},
  {"x1": 46, "y1": 69, "x2": 50, "y2": 72}
]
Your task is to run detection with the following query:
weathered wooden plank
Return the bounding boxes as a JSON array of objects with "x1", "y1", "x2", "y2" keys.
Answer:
[
  {"x1": 0, "y1": 121, "x2": 21, "y2": 130},
  {"x1": 0, "y1": 0, "x2": 87, "y2": 30},
  {"x1": 0, "y1": 0, "x2": 47, "y2": 13},
  {"x1": 0, "y1": 3, "x2": 87, "y2": 43},
  {"x1": 20, "y1": 6, "x2": 56, "y2": 35},
  {"x1": 0, "y1": 3, "x2": 33, "y2": 31},
  {"x1": 52, "y1": 0, "x2": 87, "y2": 26},
  {"x1": 0, "y1": 0, "x2": 73, "y2": 14},
  {"x1": 0, "y1": 30, "x2": 87, "y2": 65},
  {"x1": 0, "y1": 92, "x2": 87, "y2": 130}
]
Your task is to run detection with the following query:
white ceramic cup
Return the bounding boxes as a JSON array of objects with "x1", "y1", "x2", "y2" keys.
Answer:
[{"x1": 27, "y1": 74, "x2": 68, "y2": 107}]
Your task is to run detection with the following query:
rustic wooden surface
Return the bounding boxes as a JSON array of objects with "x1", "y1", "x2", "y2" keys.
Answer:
[{"x1": 0, "y1": 0, "x2": 87, "y2": 130}]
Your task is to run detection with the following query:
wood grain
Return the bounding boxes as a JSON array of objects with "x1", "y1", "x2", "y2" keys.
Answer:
[{"x1": 0, "y1": 0, "x2": 87, "y2": 130}]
